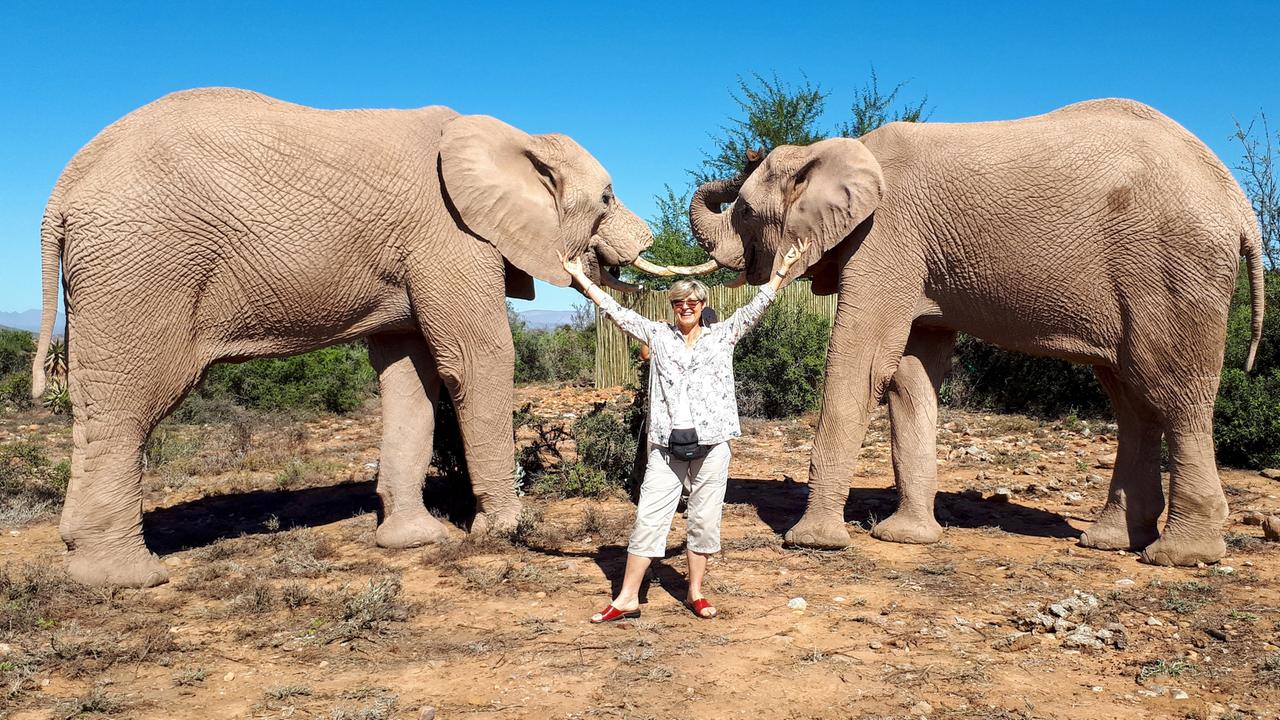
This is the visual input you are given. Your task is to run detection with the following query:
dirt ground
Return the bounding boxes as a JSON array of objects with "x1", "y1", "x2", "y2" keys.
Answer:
[{"x1": 2, "y1": 384, "x2": 1280, "y2": 720}]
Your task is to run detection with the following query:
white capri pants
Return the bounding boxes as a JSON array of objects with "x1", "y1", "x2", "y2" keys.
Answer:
[{"x1": 628, "y1": 441, "x2": 731, "y2": 558}]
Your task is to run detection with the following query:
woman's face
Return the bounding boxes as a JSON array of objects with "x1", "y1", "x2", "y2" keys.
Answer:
[{"x1": 671, "y1": 296, "x2": 704, "y2": 331}]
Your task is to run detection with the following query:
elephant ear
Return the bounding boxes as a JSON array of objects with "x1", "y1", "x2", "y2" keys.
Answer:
[
  {"x1": 439, "y1": 115, "x2": 572, "y2": 287},
  {"x1": 782, "y1": 138, "x2": 884, "y2": 274}
]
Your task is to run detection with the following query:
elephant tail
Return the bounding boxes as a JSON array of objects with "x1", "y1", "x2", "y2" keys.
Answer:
[
  {"x1": 1241, "y1": 222, "x2": 1265, "y2": 373},
  {"x1": 31, "y1": 203, "x2": 64, "y2": 400}
]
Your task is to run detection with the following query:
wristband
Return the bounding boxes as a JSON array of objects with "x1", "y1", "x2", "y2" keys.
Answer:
[{"x1": 775, "y1": 269, "x2": 787, "y2": 278}]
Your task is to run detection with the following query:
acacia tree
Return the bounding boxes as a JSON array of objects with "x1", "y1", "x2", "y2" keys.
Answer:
[
  {"x1": 1234, "y1": 114, "x2": 1279, "y2": 268},
  {"x1": 630, "y1": 69, "x2": 928, "y2": 285}
]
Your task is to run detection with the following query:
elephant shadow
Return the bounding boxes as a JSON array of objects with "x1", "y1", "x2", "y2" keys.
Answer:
[
  {"x1": 724, "y1": 477, "x2": 1082, "y2": 540},
  {"x1": 144, "y1": 475, "x2": 475, "y2": 556}
]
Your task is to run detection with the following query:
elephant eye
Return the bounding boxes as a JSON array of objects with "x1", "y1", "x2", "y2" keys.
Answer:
[{"x1": 601, "y1": 186, "x2": 614, "y2": 206}]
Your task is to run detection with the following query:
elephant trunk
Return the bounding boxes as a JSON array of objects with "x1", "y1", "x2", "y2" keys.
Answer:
[{"x1": 689, "y1": 179, "x2": 744, "y2": 270}]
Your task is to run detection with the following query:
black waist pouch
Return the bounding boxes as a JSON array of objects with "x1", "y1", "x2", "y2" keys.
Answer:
[{"x1": 668, "y1": 428, "x2": 711, "y2": 461}]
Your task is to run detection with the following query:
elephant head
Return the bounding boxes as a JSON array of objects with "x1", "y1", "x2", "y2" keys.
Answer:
[
  {"x1": 439, "y1": 115, "x2": 651, "y2": 296},
  {"x1": 687, "y1": 138, "x2": 884, "y2": 291}
]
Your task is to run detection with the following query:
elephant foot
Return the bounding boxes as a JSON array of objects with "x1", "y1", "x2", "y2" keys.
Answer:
[
  {"x1": 67, "y1": 545, "x2": 169, "y2": 588},
  {"x1": 1139, "y1": 532, "x2": 1226, "y2": 567},
  {"x1": 784, "y1": 513, "x2": 852, "y2": 549},
  {"x1": 1079, "y1": 515, "x2": 1158, "y2": 552},
  {"x1": 471, "y1": 502, "x2": 522, "y2": 537},
  {"x1": 375, "y1": 510, "x2": 452, "y2": 549},
  {"x1": 871, "y1": 511, "x2": 943, "y2": 544}
]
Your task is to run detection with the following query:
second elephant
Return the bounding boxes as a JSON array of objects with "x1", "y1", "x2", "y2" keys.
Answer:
[{"x1": 686, "y1": 98, "x2": 1265, "y2": 567}]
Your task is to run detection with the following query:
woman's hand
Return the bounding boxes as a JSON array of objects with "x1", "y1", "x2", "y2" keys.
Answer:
[
  {"x1": 559, "y1": 251, "x2": 587, "y2": 280},
  {"x1": 779, "y1": 238, "x2": 812, "y2": 272}
]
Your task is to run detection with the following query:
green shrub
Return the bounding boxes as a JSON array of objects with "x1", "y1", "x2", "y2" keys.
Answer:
[
  {"x1": 733, "y1": 303, "x2": 831, "y2": 418},
  {"x1": 190, "y1": 342, "x2": 376, "y2": 415},
  {"x1": 571, "y1": 407, "x2": 637, "y2": 488},
  {"x1": 531, "y1": 462, "x2": 611, "y2": 498},
  {"x1": 944, "y1": 335, "x2": 1110, "y2": 417},
  {"x1": 1215, "y1": 368, "x2": 1280, "y2": 468},
  {"x1": 0, "y1": 329, "x2": 35, "y2": 411},
  {"x1": 510, "y1": 304, "x2": 595, "y2": 385},
  {"x1": 0, "y1": 442, "x2": 70, "y2": 524}
]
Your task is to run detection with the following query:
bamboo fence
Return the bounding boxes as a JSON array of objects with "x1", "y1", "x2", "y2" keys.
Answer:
[{"x1": 594, "y1": 283, "x2": 838, "y2": 388}]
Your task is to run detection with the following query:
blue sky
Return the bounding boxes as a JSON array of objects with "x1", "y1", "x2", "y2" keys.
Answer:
[{"x1": 2, "y1": 1, "x2": 1277, "y2": 313}]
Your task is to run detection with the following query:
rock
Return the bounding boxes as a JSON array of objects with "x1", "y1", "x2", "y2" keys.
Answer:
[
  {"x1": 1146, "y1": 616, "x2": 1163, "y2": 626},
  {"x1": 1172, "y1": 689, "x2": 1189, "y2": 700},
  {"x1": 1085, "y1": 474, "x2": 1105, "y2": 485},
  {"x1": 996, "y1": 633, "x2": 1038, "y2": 651},
  {"x1": 1096, "y1": 453, "x2": 1117, "y2": 469},
  {"x1": 1115, "y1": 578, "x2": 1135, "y2": 586},
  {"x1": 909, "y1": 700, "x2": 933, "y2": 716},
  {"x1": 834, "y1": 596, "x2": 846, "y2": 603},
  {"x1": 1263, "y1": 516, "x2": 1280, "y2": 541},
  {"x1": 223, "y1": 672, "x2": 235, "y2": 682},
  {"x1": 787, "y1": 597, "x2": 807, "y2": 611},
  {"x1": 1091, "y1": 686, "x2": 1104, "y2": 692},
  {"x1": 1064, "y1": 491, "x2": 1085, "y2": 505},
  {"x1": 990, "y1": 487, "x2": 1013, "y2": 503},
  {"x1": 0, "y1": 642, "x2": 11, "y2": 655},
  {"x1": 1063, "y1": 624, "x2": 1103, "y2": 649},
  {"x1": 869, "y1": 640, "x2": 883, "y2": 649},
  {"x1": 1242, "y1": 511, "x2": 1266, "y2": 526},
  {"x1": 1261, "y1": 468, "x2": 1280, "y2": 480},
  {"x1": 420, "y1": 707, "x2": 437, "y2": 720}
]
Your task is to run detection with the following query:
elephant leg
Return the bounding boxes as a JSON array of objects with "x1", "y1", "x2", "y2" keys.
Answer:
[
  {"x1": 872, "y1": 327, "x2": 955, "y2": 545},
  {"x1": 1079, "y1": 367, "x2": 1163, "y2": 551},
  {"x1": 420, "y1": 308, "x2": 522, "y2": 537},
  {"x1": 785, "y1": 287, "x2": 918, "y2": 549},
  {"x1": 367, "y1": 332, "x2": 452, "y2": 549},
  {"x1": 1141, "y1": 407, "x2": 1228, "y2": 566},
  {"x1": 59, "y1": 344, "x2": 202, "y2": 587}
]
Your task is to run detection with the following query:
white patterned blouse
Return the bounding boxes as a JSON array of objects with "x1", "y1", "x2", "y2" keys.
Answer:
[{"x1": 596, "y1": 286, "x2": 777, "y2": 446}]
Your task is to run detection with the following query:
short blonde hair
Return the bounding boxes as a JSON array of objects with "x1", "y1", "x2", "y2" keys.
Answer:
[{"x1": 668, "y1": 279, "x2": 709, "y2": 304}]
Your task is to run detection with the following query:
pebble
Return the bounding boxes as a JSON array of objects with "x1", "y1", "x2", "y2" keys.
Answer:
[
  {"x1": 223, "y1": 672, "x2": 235, "y2": 682},
  {"x1": 991, "y1": 487, "x2": 1012, "y2": 502},
  {"x1": 0, "y1": 642, "x2": 10, "y2": 655},
  {"x1": 1091, "y1": 686, "x2": 1104, "y2": 693},
  {"x1": 833, "y1": 596, "x2": 846, "y2": 603},
  {"x1": 1261, "y1": 468, "x2": 1280, "y2": 480},
  {"x1": 1173, "y1": 690, "x2": 1189, "y2": 700},
  {"x1": 1115, "y1": 578, "x2": 1135, "y2": 586},
  {"x1": 869, "y1": 641, "x2": 883, "y2": 649},
  {"x1": 1096, "y1": 453, "x2": 1117, "y2": 469},
  {"x1": 787, "y1": 597, "x2": 807, "y2": 611},
  {"x1": 420, "y1": 707, "x2": 437, "y2": 720},
  {"x1": 909, "y1": 700, "x2": 933, "y2": 716},
  {"x1": 1146, "y1": 616, "x2": 1163, "y2": 626},
  {"x1": 1064, "y1": 491, "x2": 1085, "y2": 504}
]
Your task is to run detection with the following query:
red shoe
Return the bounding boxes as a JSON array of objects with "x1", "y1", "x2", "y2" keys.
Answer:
[
  {"x1": 591, "y1": 604, "x2": 641, "y2": 623},
  {"x1": 685, "y1": 597, "x2": 717, "y2": 619}
]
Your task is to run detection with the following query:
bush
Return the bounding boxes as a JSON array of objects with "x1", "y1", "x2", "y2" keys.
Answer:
[
  {"x1": 510, "y1": 304, "x2": 595, "y2": 385},
  {"x1": 189, "y1": 342, "x2": 376, "y2": 415},
  {"x1": 944, "y1": 335, "x2": 1110, "y2": 417},
  {"x1": 571, "y1": 407, "x2": 637, "y2": 488},
  {"x1": 733, "y1": 303, "x2": 831, "y2": 418},
  {"x1": 0, "y1": 329, "x2": 35, "y2": 411},
  {"x1": 0, "y1": 442, "x2": 70, "y2": 525},
  {"x1": 1214, "y1": 368, "x2": 1280, "y2": 468}
]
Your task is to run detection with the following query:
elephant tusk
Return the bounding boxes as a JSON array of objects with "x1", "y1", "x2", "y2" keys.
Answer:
[
  {"x1": 724, "y1": 272, "x2": 748, "y2": 288},
  {"x1": 600, "y1": 272, "x2": 642, "y2": 293},
  {"x1": 631, "y1": 257, "x2": 722, "y2": 277}
]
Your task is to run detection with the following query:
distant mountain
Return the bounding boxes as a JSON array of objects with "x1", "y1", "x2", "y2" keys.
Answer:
[
  {"x1": 0, "y1": 310, "x2": 63, "y2": 336},
  {"x1": 517, "y1": 309, "x2": 584, "y2": 330}
]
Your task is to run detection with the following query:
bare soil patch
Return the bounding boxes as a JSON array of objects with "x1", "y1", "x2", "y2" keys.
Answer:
[{"x1": 2, "y1": 384, "x2": 1279, "y2": 719}]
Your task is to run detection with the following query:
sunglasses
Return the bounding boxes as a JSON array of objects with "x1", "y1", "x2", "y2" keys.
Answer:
[{"x1": 670, "y1": 299, "x2": 704, "y2": 308}]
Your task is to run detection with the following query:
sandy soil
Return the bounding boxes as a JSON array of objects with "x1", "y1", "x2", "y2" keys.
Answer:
[{"x1": 2, "y1": 384, "x2": 1279, "y2": 719}]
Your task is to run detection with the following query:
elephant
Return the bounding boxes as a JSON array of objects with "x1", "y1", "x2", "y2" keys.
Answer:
[
  {"x1": 683, "y1": 98, "x2": 1265, "y2": 567},
  {"x1": 29, "y1": 87, "x2": 652, "y2": 587}
]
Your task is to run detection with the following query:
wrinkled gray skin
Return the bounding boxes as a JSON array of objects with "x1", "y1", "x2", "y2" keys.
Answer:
[
  {"x1": 31, "y1": 88, "x2": 652, "y2": 587},
  {"x1": 689, "y1": 99, "x2": 1265, "y2": 567}
]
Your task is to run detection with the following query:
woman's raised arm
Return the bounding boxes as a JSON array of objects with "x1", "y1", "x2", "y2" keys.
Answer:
[
  {"x1": 561, "y1": 253, "x2": 661, "y2": 345},
  {"x1": 721, "y1": 239, "x2": 811, "y2": 343}
]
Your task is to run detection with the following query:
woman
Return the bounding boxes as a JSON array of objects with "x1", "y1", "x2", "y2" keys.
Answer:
[{"x1": 561, "y1": 240, "x2": 808, "y2": 622}]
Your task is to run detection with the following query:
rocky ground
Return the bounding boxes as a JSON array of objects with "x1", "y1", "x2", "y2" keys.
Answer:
[{"x1": 2, "y1": 384, "x2": 1280, "y2": 719}]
